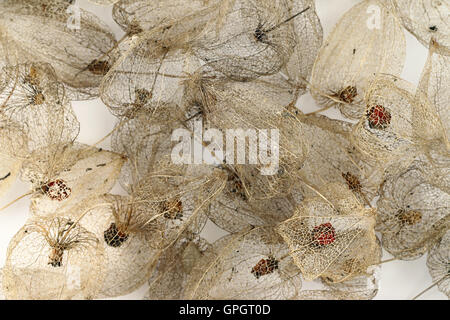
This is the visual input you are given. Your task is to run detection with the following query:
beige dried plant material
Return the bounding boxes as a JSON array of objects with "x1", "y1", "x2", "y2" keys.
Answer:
[
  {"x1": 100, "y1": 29, "x2": 202, "y2": 118},
  {"x1": 0, "y1": 0, "x2": 118, "y2": 99},
  {"x1": 298, "y1": 114, "x2": 386, "y2": 205},
  {"x1": 23, "y1": 143, "x2": 125, "y2": 217},
  {"x1": 310, "y1": 0, "x2": 406, "y2": 119},
  {"x1": 131, "y1": 161, "x2": 227, "y2": 249},
  {"x1": 0, "y1": 117, "x2": 28, "y2": 200},
  {"x1": 277, "y1": 183, "x2": 379, "y2": 282},
  {"x1": 207, "y1": 169, "x2": 297, "y2": 233},
  {"x1": 281, "y1": 0, "x2": 323, "y2": 98},
  {"x1": 297, "y1": 266, "x2": 380, "y2": 300},
  {"x1": 426, "y1": 231, "x2": 449, "y2": 298},
  {"x1": 350, "y1": 74, "x2": 444, "y2": 162},
  {"x1": 0, "y1": 63, "x2": 80, "y2": 154},
  {"x1": 418, "y1": 40, "x2": 450, "y2": 144},
  {"x1": 185, "y1": 75, "x2": 309, "y2": 200},
  {"x1": 393, "y1": 0, "x2": 450, "y2": 52},
  {"x1": 193, "y1": 0, "x2": 310, "y2": 81},
  {"x1": 376, "y1": 161, "x2": 449, "y2": 260},
  {"x1": 184, "y1": 227, "x2": 302, "y2": 300},
  {"x1": 111, "y1": 107, "x2": 179, "y2": 191},
  {"x1": 2, "y1": 216, "x2": 105, "y2": 299},
  {"x1": 112, "y1": 0, "x2": 220, "y2": 36},
  {"x1": 144, "y1": 233, "x2": 210, "y2": 300},
  {"x1": 67, "y1": 195, "x2": 161, "y2": 298}
]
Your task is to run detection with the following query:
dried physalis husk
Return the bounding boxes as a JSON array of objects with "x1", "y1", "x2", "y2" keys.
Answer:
[
  {"x1": 25, "y1": 143, "x2": 125, "y2": 217},
  {"x1": 0, "y1": 28, "x2": 19, "y2": 89},
  {"x1": 132, "y1": 161, "x2": 227, "y2": 249},
  {"x1": 277, "y1": 183, "x2": 379, "y2": 282},
  {"x1": 0, "y1": 117, "x2": 28, "y2": 200},
  {"x1": 415, "y1": 146, "x2": 450, "y2": 195},
  {"x1": 207, "y1": 166, "x2": 297, "y2": 233},
  {"x1": 193, "y1": 0, "x2": 303, "y2": 81},
  {"x1": 193, "y1": 78, "x2": 308, "y2": 200},
  {"x1": 111, "y1": 107, "x2": 179, "y2": 191},
  {"x1": 376, "y1": 161, "x2": 449, "y2": 260},
  {"x1": 310, "y1": 0, "x2": 406, "y2": 119},
  {"x1": 298, "y1": 114, "x2": 385, "y2": 205},
  {"x1": 350, "y1": 74, "x2": 443, "y2": 162},
  {"x1": 2, "y1": 216, "x2": 104, "y2": 299},
  {"x1": 100, "y1": 27, "x2": 201, "y2": 118},
  {"x1": 0, "y1": 63, "x2": 79, "y2": 158},
  {"x1": 144, "y1": 233, "x2": 210, "y2": 300},
  {"x1": 112, "y1": 0, "x2": 220, "y2": 36},
  {"x1": 67, "y1": 195, "x2": 161, "y2": 298},
  {"x1": 426, "y1": 231, "x2": 449, "y2": 298},
  {"x1": 184, "y1": 227, "x2": 302, "y2": 300},
  {"x1": 298, "y1": 264, "x2": 381, "y2": 300},
  {"x1": 418, "y1": 40, "x2": 450, "y2": 144},
  {"x1": 393, "y1": 0, "x2": 450, "y2": 52},
  {"x1": 281, "y1": 0, "x2": 323, "y2": 98},
  {"x1": 0, "y1": 0, "x2": 118, "y2": 100}
]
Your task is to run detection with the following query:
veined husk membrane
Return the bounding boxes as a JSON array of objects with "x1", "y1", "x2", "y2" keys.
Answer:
[
  {"x1": 376, "y1": 161, "x2": 449, "y2": 260},
  {"x1": 277, "y1": 183, "x2": 380, "y2": 282},
  {"x1": 0, "y1": 0, "x2": 118, "y2": 100},
  {"x1": 2, "y1": 215, "x2": 105, "y2": 300},
  {"x1": 393, "y1": 0, "x2": 450, "y2": 52},
  {"x1": 426, "y1": 231, "x2": 450, "y2": 298},
  {"x1": 184, "y1": 226, "x2": 303, "y2": 299},
  {"x1": 309, "y1": 0, "x2": 406, "y2": 119}
]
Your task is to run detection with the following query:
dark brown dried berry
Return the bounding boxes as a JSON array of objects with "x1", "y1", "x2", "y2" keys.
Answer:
[{"x1": 104, "y1": 223, "x2": 129, "y2": 247}]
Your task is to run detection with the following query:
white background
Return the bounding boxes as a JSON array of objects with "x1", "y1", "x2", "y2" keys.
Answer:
[{"x1": 0, "y1": 0, "x2": 445, "y2": 300}]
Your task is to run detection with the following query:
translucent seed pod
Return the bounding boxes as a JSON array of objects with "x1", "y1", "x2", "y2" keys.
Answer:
[
  {"x1": 184, "y1": 227, "x2": 302, "y2": 300},
  {"x1": 2, "y1": 216, "x2": 105, "y2": 300},
  {"x1": 111, "y1": 107, "x2": 179, "y2": 191},
  {"x1": 0, "y1": 117, "x2": 28, "y2": 200},
  {"x1": 350, "y1": 74, "x2": 443, "y2": 162},
  {"x1": 297, "y1": 265, "x2": 381, "y2": 300},
  {"x1": 207, "y1": 167, "x2": 297, "y2": 233},
  {"x1": 131, "y1": 161, "x2": 227, "y2": 249},
  {"x1": 281, "y1": 0, "x2": 323, "y2": 98},
  {"x1": 0, "y1": 63, "x2": 79, "y2": 160},
  {"x1": 112, "y1": 0, "x2": 220, "y2": 36},
  {"x1": 376, "y1": 161, "x2": 449, "y2": 260},
  {"x1": 68, "y1": 195, "x2": 161, "y2": 298},
  {"x1": 393, "y1": 0, "x2": 450, "y2": 52},
  {"x1": 144, "y1": 233, "x2": 210, "y2": 300},
  {"x1": 100, "y1": 28, "x2": 202, "y2": 118},
  {"x1": 192, "y1": 0, "x2": 303, "y2": 81},
  {"x1": 298, "y1": 114, "x2": 386, "y2": 205},
  {"x1": 426, "y1": 231, "x2": 450, "y2": 298},
  {"x1": 310, "y1": 0, "x2": 406, "y2": 119},
  {"x1": 23, "y1": 143, "x2": 125, "y2": 218},
  {"x1": 0, "y1": 0, "x2": 118, "y2": 100},
  {"x1": 418, "y1": 40, "x2": 450, "y2": 145},
  {"x1": 277, "y1": 183, "x2": 379, "y2": 282}
]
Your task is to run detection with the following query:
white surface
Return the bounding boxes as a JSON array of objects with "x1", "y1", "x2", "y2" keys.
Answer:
[{"x1": 0, "y1": 0, "x2": 445, "y2": 300}]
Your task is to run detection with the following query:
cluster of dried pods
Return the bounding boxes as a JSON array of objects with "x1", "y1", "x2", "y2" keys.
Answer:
[{"x1": 0, "y1": 0, "x2": 448, "y2": 300}]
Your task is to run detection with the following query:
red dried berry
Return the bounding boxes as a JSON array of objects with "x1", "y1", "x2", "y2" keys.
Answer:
[
  {"x1": 41, "y1": 179, "x2": 72, "y2": 201},
  {"x1": 251, "y1": 257, "x2": 279, "y2": 279},
  {"x1": 312, "y1": 222, "x2": 336, "y2": 246},
  {"x1": 366, "y1": 105, "x2": 391, "y2": 129}
]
